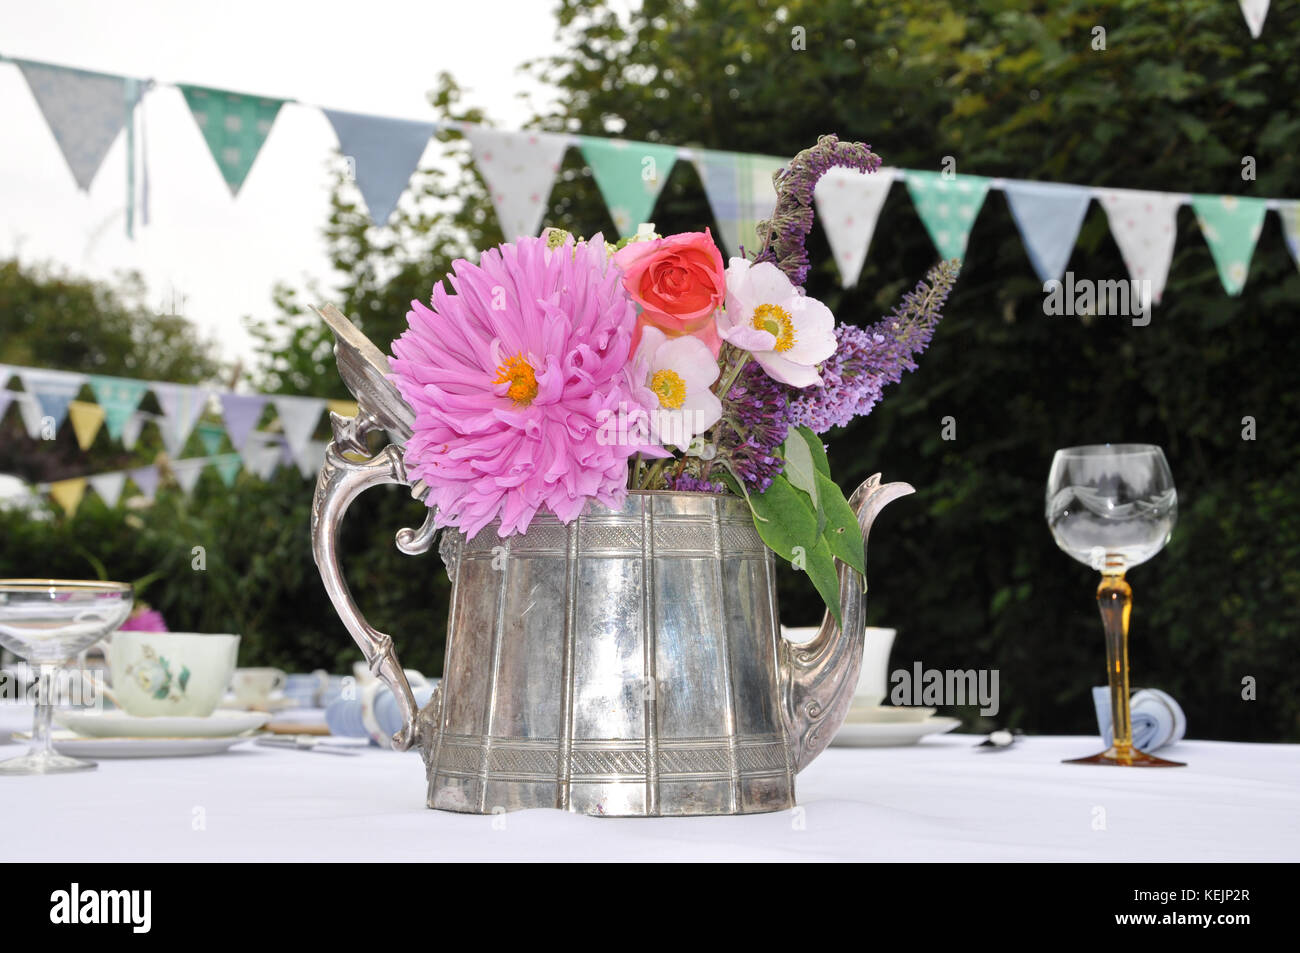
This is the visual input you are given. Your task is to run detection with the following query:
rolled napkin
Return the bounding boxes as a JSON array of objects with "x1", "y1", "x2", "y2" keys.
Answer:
[
  {"x1": 1092, "y1": 686, "x2": 1186, "y2": 752},
  {"x1": 325, "y1": 681, "x2": 436, "y2": 748}
]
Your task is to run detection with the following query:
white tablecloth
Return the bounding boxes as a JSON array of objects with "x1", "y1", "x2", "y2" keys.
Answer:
[{"x1": 2, "y1": 709, "x2": 1296, "y2": 861}]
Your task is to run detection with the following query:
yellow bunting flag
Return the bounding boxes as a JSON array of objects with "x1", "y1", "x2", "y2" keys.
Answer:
[
  {"x1": 67, "y1": 400, "x2": 106, "y2": 450},
  {"x1": 326, "y1": 399, "x2": 358, "y2": 420},
  {"x1": 48, "y1": 477, "x2": 87, "y2": 517}
]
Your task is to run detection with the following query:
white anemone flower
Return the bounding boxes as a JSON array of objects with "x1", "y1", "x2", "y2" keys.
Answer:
[
  {"x1": 716, "y1": 258, "x2": 837, "y2": 387},
  {"x1": 634, "y1": 326, "x2": 723, "y2": 452}
]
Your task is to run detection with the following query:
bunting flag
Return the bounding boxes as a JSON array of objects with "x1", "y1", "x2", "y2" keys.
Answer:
[
  {"x1": 693, "y1": 149, "x2": 785, "y2": 257},
  {"x1": 813, "y1": 166, "x2": 895, "y2": 288},
  {"x1": 67, "y1": 400, "x2": 106, "y2": 450},
  {"x1": 1275, "y1": 201, "x2": 1300, "y2": 271},
  {"x1": 1191, "y1": 195, "x2": 1267, "y2": 296},
  {"x1": 324, "y1": 109, "x2": 437, "y2": 225},
  {"x1": 152, "y1": 383, "x2": 209, "y2": 456},
  {"x1": 1240, "y1": 0, "x2": 1270, "y2": 38},
  {"x1": 219, "y1": 393, "x2": 268, "y2": 451},
  {"x1": 905, "y1": 171, "x2": 991, "y2": 261},
  {"x1": 88, "y1": 376, "x2": 150, "y2": 440},
  {"x1": 1003, "y1": 180, "x2": 1092, "y2": 283},
  {"x1": 294, "y1": 440, "x2": 328, "y2": 478},
  {"x1": 214, "y1": 455, "x2": 242, "y2": 487},
  {"x1": 179, "y1": 84, "x2": 283, "y2": 194},
  {"x1": 16, "y1": 393, "x2": 47, "y2": 439},
  {"x1": 0, "y1": 390, "x2": 13, "y2": 422},
  {"x1": 172, "y1": 460, "x2": 205, "y2": 495},
  {"x1": 129, "y1": 466, "x2": 160, "y2": 501},
  {"x1": 197, "y1": 421, "x2": 227, "y2": 457},
  {"x1": 19, "y1": 369, "x2": 85, "y2": 429},
  {"x1": 1098, "y1": 189, "x2": 1182, "y2": 304},
  {"x1": 272, "y1": 396, "x2": 326, "y2": 460},
  {"x1": 465, "y1": 126, "x2": 570, "y2": 240},
  {"x1": 15, "y1": 60, "x2": 136, "y2": 191},
  {"x1": 88, "y1": 471, "x2": 127, "y2": 507},
  {"x1": 241, "y1": 433, "x2": 282, "y2": 480},
  {"x1": 48, "y1": 477, "x2": 87, "y2": 517},
  {"x1": 579, "y1": 137, "x2": 678, "y2": 235},
  {"x1": 121, "y1": 412, "x2": 148, "y2": 451}
]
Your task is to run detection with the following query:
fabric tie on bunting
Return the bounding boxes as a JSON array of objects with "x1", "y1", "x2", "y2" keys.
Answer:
[
  {"x1": 16, "y1": 60, "x2": 134, "y2": 191},
  {"x1": 219, "y1": 393, "x2": 268, "y2": 452},
  {"x1": 1239, "y1": 0, "x2": 1270, "y2": 38},
  {"x1": 179, "y1": 84, "x2": 284, "y2": 195},
  {"x1": 1275, "y1": 201, "x2": 1300, "y2": 272},
  {"x1": 213, "y1": 455, "x2": 242, "y2": 488},
  {"x1": 89, "y1": 376, "x2": 150, "y2": 440},
  {"x1": 1191, "y1": 195, "x2": 1267, "y2": 296},
  {"x1": 172, "y1": 460, "x2": 204, "y2": 495},
  {"x1": 88, "y1": 472, "x2": 127, "y2": 508},
  {"x1": 693, "y1": 149, "x2": 786, "y2": 258},
  {"x1": 579, "y1": 137, "x2": 678, "y2": 236},
  {"x1": 272, "y1": 396, "x2": 326, "y2": 460},
  {"x1": 67, "y1": 400, "x2": 106, "y2": 450},
  {"x1": 465, "y1": 126, "x2": 570, "y2": 240},
  {"x1": 18, "y1": 369, "x2": 85, "y2": 430},
  {"x1": 129, "y1": 466, "x2": 160, "y2": 501},
  {"x1": 324, "y1": 109, "x2": 437, "y2": 226},
  {"x1": 152, "y1": 383, "x2": 210, "y2": 457},
  {"x1": 48, "y1": 478, "x2": 87, "y2": 517},
  {"x1": 904, "y1": 171, "x2": 990, "y2": 262},
  {"x1": 813, "y1": 166, "x2": 896, "y2": 288},
  {"x1": 1002, "y1": 180, "x2": 1092, "y2": 283},
  {"x1": 1098, "y1": 189, "x2": 1182, "y2": 304}
]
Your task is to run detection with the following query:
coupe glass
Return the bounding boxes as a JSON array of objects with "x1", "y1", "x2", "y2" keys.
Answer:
[
  {"x1": 0, "y1": 580, "x2": 133, "y2": 774},
  {"x1": 1045, "y1": 445, "x2": 1183, "y2": 767}
]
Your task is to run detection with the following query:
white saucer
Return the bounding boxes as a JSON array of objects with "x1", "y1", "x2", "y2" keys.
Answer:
[
  {"x1": 48, "y1": 732, "x2": 255, "y2": 759},
  {"x1": 54, "y1": 709, "x2": 270, "y2": 739},
  {"x1": 831, "y1": 716, "x2": 961, "y2": 747},
  {"x1": 845, "y1": 705, "x2": 936, "y2": 724}
]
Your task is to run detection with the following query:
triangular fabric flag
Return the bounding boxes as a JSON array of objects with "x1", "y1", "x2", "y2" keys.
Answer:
[
  {"x1": 67, "y1": 399, "x2": 106, "y2": 450},
  {"x1": 465, "y1": 126, "x2": 570, "y2": 240},
  {"x1": 1098, "y1": 189, "x2": 1182, "y2": 304},
  {"x1": 1240, "y1": 0, "x2": 1270, "y2": 38},
  {"x1": 16, "y1": 60, "x2": 135, "y2": 191},
  {"x1": 88, "y1": 471, "x2": 127, "y2": 507},
  {"x1": 813, "y1": 166, "x2": 896, "y2": 288},
  {"x1": 904, "y1": 171, "x2": 991, "y2": 261},
  {"x1": 1002, "y1": 180, "x2": 1092, "y2": 283},
  {"x1": 0, "y1": 390, "x2": 13, "y2": 422},
  {"x1": 1278, "y1": 201, "x2": 1300, "y2": 271},
  {"x1": 1191, "y1": 195, "x2": 1267, "y2": 296},
  {"x1": 219, "y1": 393, "x2": 268, "y2": 451},
  {"x1": 693, "y1": 149, "x2": 786, "y2": 257},
  {"x1": 16, "y1": 393, "x2": 47, "y2": 439},
  {"x1": 172, "y1": 461, "x2": 204, "y2": 495},
  {"x1": 579, "y1": 137, "x2": 678, "y2": 236},
  {"x1": 121, "y1": 412, "x2": 148, "y2": 450},
  {"x1": 241, "y1": 434, "x2": 282, "y2": 480},
  {"x1": 197, "y1": 421, "x2": 226, "y2": 457},
  {"x1": 152, "y1": 383, "x2": 209, "y2": 456},
  {"x1": 0, "y1": 365, "x2": 13, "y2": 388},
  {"x1": 324, "y1": 109, "x2": 436, "y2": 225},
  {"x1": 179, "y1": 84, "x2": 283, "y2": 195},
  {"x1": 89, "y1": 376, "x2": 149, "y2": 440},
  {"x1": 48, "y1": 478, "x2": 87, "y2": 517},
  {"x1": 272, "y1": 396, "x2": 325, "y2": 459},
  {"x1": 18, "y1": 369, "x2": 85, "y2": 430},
  {"x1": 295, "y1": 439, "x2": 328, "y2": 479},
  {"x1": 129, "y1": 466, "x2": 160, "y2": 501},
  {"x1": 214, "y1": 455, "x2": 242, "y2": 487},
  {"x1": 326, "y1": 399, "x2": 358, "y2": 420}
]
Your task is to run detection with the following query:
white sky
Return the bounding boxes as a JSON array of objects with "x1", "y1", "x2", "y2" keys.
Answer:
[{"x1": 0, "y1": 0, "x2": 564, "y2": 366}]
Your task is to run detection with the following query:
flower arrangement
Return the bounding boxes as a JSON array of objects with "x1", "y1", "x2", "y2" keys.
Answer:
[{"x1": 390, "y1": 135, "x2": 958, "y2": 624}]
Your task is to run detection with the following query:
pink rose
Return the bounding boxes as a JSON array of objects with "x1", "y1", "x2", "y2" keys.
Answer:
[{"x1": 614, "y1": 229, "x2": 726, "y2": 354}]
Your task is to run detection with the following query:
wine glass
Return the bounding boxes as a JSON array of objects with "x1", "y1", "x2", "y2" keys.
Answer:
[
  {"x1": 0, "y1": 580, "x2": 133, "y2": 774},
  {"x1": 1045, "y1": 445, "x2": 1184, "y2": 767}
]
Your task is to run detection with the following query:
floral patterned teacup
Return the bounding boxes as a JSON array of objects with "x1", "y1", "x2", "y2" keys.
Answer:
[{"x1": 108, "y1": 632, "x2": 240, "y2": 717}]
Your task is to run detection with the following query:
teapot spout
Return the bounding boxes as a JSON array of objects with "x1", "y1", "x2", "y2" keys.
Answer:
[{"x1": 780, "y1": 473, "x2": 914, "y2": 772}]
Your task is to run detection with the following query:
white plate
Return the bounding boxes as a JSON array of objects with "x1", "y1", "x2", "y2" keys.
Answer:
[
  {"x1": 831, "y1": 716, "x2": 961, "y2": 747},
  {"x1": 54, "y1": 708, "x2": 270, "y2": 739},
  {"x1": 845, "y1": 705, "x2": 936, "y2": 724},
  {"x1": 48, "y1": 733, "x2": 255, "y2": 759}
]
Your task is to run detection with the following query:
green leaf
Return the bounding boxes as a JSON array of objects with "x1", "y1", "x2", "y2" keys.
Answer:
[
  {"x1": 815, "y1": 471, "x2": 866, "y2": 580},
  {"x1": 792, "y1": 425, "x2": 831, "y2": 478},
  {"x1": 746, "y1": 473, "x2": 844, "y2": 630},
  {"x1": 780, "y1": 431, "x2": 823, "y2": 532},
  {"x1": 803, "y1": 536, "x2": 844, "y2": 631}
]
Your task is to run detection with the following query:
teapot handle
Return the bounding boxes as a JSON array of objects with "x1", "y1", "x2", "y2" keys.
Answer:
[{"x1": 311, "y1": 440, "x2": 429, "y2": 751}]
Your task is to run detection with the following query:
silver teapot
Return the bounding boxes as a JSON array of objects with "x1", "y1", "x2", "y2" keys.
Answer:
[{"x1": 310, "y1": 306, "x2": 913, "y2": 816}]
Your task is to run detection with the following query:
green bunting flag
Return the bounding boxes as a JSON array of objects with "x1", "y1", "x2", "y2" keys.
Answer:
[
  {"x1": 180, "y1": 84, "x2": 283, "y2": 194},
  {"x1": 1191, "y1": 195, "x2": 1268, "y2": 296},
  {"x1": 904, "y1": 171, "x2": 990, "y2": 261},
  {"x1": 89, "y1": 376, "x2": 150, "y2": 440},
  {"x1": 579, "y1": 137, "x2": 678, "y2": 235}
]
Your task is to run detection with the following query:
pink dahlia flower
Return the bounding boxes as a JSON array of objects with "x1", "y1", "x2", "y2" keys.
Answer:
[
  {"x1": 390, "y1": 234, "x2": 665, "y2": 539},
  {"x1": 120, "y1": 606, "x2": 168, "y2": 633}
]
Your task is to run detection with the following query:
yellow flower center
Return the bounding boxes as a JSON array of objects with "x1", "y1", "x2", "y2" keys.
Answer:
[
  {"x1": 494, "y1": 354, "x2": 539, "y2": 406},
  {"x1": 649, "y1": 369, "x2": 687, "y2": 409},
  {"x1": 752, "y1": 303, "x2": 796, "y2": 352}
]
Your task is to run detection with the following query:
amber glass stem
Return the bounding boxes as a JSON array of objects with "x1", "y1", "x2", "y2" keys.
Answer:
[{"x1": 1097, "y1": 569, "x2": 1133, "y2": 753}]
